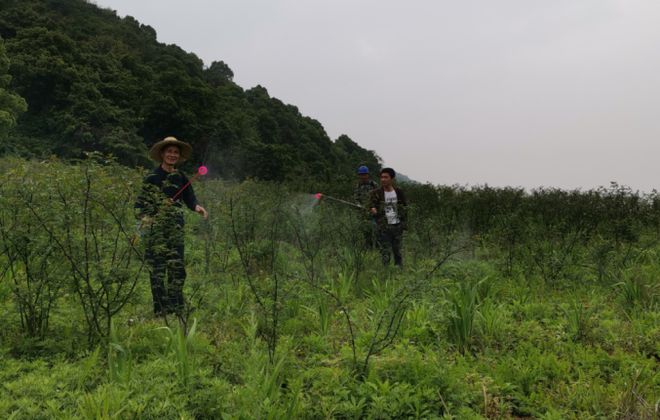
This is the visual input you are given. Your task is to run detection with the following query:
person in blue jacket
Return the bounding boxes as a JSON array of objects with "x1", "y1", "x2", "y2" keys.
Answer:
[{"x1": 354, "y1": 165, "x2": 378, "y2": 248}]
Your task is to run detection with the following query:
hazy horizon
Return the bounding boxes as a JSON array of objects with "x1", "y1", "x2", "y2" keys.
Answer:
[{"x1": 96, "y1": 0, "x2": 660, "y2": 191}]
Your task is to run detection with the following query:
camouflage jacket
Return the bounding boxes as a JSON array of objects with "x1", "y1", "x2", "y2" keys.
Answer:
[
  {"x1": 354, "y1": 180, "x2": 378, "y2": 207},
  {"x1": 134, "y1": 166, "x2": 198, "y2": 225}
]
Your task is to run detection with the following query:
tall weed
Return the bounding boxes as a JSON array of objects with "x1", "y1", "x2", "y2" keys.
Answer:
[
  {"x1": 447, "y1": 279, "x2": 483, "y2": 354},
  {"x1": 157, "y1": 318, "x2": 198, "y2": 387}
]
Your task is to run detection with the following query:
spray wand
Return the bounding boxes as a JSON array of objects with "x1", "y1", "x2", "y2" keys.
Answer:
[
  {"x1": 314, "y1": 193, "x2": 364, "y2": 209},
  {"x1": 172, "y1": 165, "x2": 208, "y2": 201}
]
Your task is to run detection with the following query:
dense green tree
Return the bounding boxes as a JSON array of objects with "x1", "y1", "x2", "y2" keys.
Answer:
[
  {"x1": 0, "y1": 0, "x2": 380, "y2": 184},
  {"x1": 0, "y1": 37, "x2": 26, "y2": 133},
  {"x1": 205, "y1": 60, "x2": 234, "y2": 85}
]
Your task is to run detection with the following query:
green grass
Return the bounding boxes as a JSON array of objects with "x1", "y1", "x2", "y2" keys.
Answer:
[
  {"x1": 2, "y1": 255, "x2": 657, "y2": 418},
  {"x1": 1, "y1": 159, "x2": 659, "y2": 418}
]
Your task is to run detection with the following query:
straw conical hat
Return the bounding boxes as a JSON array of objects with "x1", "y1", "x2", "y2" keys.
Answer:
[{"x1": 149, "y1": 136, "x2": 192, "y2": 162}]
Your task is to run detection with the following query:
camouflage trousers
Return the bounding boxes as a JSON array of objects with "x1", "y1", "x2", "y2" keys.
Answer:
[
  {"x1": 377, "y1": 223, "x2": 403, "y2": 266},
  {"x1": 144, "y1": 221, "x2": 186, "y2": 315}
]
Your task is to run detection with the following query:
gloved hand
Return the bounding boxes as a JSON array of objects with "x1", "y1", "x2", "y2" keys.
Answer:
[
  {"x1": 131, "y1": 216, "x2": 153, "y2": 246},
  {"x1": 137, "y1": 216, "x2": 153, "y2": 237}
]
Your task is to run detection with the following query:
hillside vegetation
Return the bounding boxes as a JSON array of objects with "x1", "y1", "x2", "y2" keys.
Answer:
[{"x1": 0, "y1": 0, "x2": 380, "y2": 183}]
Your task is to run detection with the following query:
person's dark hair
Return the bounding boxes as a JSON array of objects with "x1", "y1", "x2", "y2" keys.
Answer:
[{"x1": 380, "y1": 167, "x2": 396, "y2": 178}]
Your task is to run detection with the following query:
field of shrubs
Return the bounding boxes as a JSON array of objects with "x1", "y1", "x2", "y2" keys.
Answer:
[{"x1": 0, "y1": 156, "x2": 658, "y2": 418}]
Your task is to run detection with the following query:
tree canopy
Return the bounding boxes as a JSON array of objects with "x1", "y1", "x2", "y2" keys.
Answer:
[
  {"x1": 0, "y1": 0, "x2": 381, "y2": 182},
  {"x1": 0, "y1": 37, "x2": 27, "y2": 142}
]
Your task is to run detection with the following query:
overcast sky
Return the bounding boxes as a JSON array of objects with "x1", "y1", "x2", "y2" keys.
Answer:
[{"x1": 96, "y1": 0, "x2": 660, "y2": 191}]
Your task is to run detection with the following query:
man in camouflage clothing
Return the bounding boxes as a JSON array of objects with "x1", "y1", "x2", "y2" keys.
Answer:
[
  {"x1": 354, "y1": 165, "x2": 378, "y2": 248},
  {"x1": 369, "y1": 167, "x2": 407, "y2": 266},
  {"x1": 135, "y1": 137, "x2": 208, "y2": 316}
]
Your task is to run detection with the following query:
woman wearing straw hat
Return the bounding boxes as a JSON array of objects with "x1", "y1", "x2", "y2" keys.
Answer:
[{"x1": 135, "y1": 136, "x2": 208, "y2": 316}]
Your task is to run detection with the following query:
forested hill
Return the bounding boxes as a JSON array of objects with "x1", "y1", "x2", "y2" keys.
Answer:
[{"x1": 0, "y1": 0, "x2": 381, "y2": 183}]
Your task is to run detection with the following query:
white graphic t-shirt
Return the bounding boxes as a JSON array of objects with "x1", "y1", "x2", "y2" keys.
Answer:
[{"x1": 384, "y1": 190, "x2": 400, "y2": 225}]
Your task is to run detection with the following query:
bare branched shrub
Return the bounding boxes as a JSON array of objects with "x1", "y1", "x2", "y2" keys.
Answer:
[
  {"x1": 0, "y1": 160, "x2": 65, "y2": 337},
  {"x1": 228, "y1": 180, "x2": 298, "y2": 362},
  {"x1": 23, "y1": 156, "x2": 145, "y2": 343}
]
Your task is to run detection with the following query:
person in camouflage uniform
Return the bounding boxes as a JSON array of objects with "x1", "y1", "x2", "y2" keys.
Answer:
[
  {"x1": 135, "y1": 137, "x2": 208, "y2": 316},
  {"x1": 369, "y1": 167, "x2": 407, "y2": 266},
  {"x1": 354, "y1": 165, "x2": 378, "y2": 248}
]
